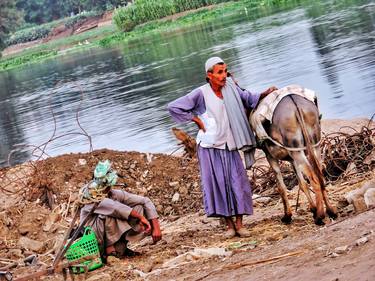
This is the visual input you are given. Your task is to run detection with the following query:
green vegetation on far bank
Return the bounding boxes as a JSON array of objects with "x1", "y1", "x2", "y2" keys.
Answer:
[
  {"x1": 0, "y1": 0, "x2": 301, "y2": 72},
  {"x1": 0, "y1": 50, "x2": 57, "y2": 71},
  {"x1": 113, "y1": 0, "x2": 233, "y2": 31}
]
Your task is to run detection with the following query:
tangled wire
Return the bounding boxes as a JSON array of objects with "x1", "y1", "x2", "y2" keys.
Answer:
[
  {"x1": 0, "y1": 82, "x2": 93, "y2": 206},
  {"x1": 251, "y1": 122, "x2": 375, "y2": 195}
]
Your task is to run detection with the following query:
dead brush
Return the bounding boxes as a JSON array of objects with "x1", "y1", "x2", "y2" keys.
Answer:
[{"x1": 251, "y1": 122, "x2": 375, "y2": 195}]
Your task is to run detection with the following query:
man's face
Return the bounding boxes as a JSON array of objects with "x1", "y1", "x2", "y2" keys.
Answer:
[{"x1": 207, "y1": 63, "x2": 227, "y2": 88}]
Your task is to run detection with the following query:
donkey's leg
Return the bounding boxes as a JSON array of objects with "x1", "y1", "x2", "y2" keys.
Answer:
[
  {"x1": 313, "y1": 146, "x2": 338, "y2": 219},
  {"x1": 290, "y1": 151, "x2": 325, "y2": 225},
  {"x1": 266, "y1": 153, "x2": 293, "y2": 224},
  {"x1": 322, "y1": 188, "x2": 338, "y2": 219},
  {"x1": 290, "y1": 151, "x2": 317, "y2": 213}
]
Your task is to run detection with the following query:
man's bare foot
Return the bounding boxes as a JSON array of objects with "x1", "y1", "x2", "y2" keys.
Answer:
[
  {"x1": 224, "y1": 228, "x2": 236, "y2": 239},
  {"x1": 236, "y1": 227, "x2": 251, "y2": 238}
]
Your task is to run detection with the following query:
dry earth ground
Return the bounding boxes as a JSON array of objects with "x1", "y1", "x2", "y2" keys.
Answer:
[{"x1": 0, "y1": 118, "x2": 374, "y2": 281}]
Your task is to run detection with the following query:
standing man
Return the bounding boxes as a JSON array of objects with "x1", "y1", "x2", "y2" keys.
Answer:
[{"x1": 168, "y1": 57, "x2": 276, "y2": 238}]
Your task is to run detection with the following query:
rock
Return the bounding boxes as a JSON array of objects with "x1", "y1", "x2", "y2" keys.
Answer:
[
  {"x1": 355, "y1": 237, "x2": 369, "y2": 246},
  {"x1": 162, "y1": 248, "x2": 232, "y2": 268},
  {"x1": 345, "y1": 181, "x2": 375, "y2": 213},
  {"x1": 18, "y1": 223, "x2": 34, "y2": 236},
  {"x1": 106, "y1": 256, "x2": 120, "y2": 265},
  {"x1": 8, "y1": 249, "x2": 24, "y2": 259},
  {"x1": 130, "y1": 164, "x2": 136, "y2": 169},
  {"x1": 201, "y1": 217, "x2": 210, "y2": 224},
  {"x1": 172, "y1": 193, "x2": 180, "y2": 203},
  {"x1": 78, "y1": 158, "x2": 87, "y2": 165},
  {"x1": 86, "y1": 273, "x2": 112, "y2": 281},
  {"x1": 146, "y1": 153, "x2": 153, "y2": 163},
  {"x1": 253, "y1": 195, "x2": 272, "y2": 204},
  {"x1": 364, "y1": 185, "x2": 375, "y2": 208},
  {"x1": 169, "y1": 181, "x2": 179, "y2": 188},
  {"x1": 334, "y1": 245, "x2": 349, "y2": 254},
  {"x1": 0, "y1": 212, "x2": 13, "y2": 227},
  {"x1": 142, "y1": 170, "x2": 149, "y2": 178},
  {"x1": 179, "y1": 186, "x2": 188, "y2": 195},
  {"x1": 328, "y1": 252, "x2": 339, "y2": 258},
  {"x1": 53, "y1": 234, "x2": 65, "y2": 254},
  {"x1": 143, "y1": 261, "x2": 154, "y2": 273},
  {"x1": 24, "y1": 254, "x2": 38, "y2": 266},
  {"x1": 43, "y1": 212, "x2": 61, "y2": 232},
  {"x1": 18, "y1": 237, "x2": 44, "y2": 253},
  {"x1": 343, "y1": 162, "x2": 357, "y2": 176},
  {"x1": 165, "y1": 206, "x2": 173, "y2": 214}
]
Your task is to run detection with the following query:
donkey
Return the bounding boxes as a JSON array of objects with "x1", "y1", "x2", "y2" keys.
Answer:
[{"x1": 252, "y1": 93, "x2": 337, "y2": 225}]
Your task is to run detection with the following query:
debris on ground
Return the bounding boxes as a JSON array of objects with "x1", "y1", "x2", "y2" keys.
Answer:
[{"x1": 0, "y1": 119, "x2": 374, "y2": 280}]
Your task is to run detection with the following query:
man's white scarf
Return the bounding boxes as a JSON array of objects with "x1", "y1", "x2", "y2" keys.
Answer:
[{"x1": 222, "y1": 77, "x2": 257, "y2": 169}]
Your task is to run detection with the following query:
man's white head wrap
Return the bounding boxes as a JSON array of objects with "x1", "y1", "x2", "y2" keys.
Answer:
[{"x1": 205, "y1": 56, "x2": 224, "y2": 73}]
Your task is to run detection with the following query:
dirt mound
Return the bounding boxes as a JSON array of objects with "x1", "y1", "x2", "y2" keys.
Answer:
[{"x1": 23, "y1": 149, "x2": 201, "y2": 217}]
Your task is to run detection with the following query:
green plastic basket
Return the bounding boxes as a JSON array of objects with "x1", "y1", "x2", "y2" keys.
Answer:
[{"x1": 65, "y1": 226, "x2": 103, "y2": 274}]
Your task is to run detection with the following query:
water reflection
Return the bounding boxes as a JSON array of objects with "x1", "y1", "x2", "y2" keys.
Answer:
[{"x1": 0, "y1": 0, "x2": 374, "y2": 166}]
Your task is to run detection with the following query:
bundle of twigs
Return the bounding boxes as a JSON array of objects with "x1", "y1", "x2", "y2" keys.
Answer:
[{"x1": 322, "y1": 125, "x2": 374, "y2": 183}]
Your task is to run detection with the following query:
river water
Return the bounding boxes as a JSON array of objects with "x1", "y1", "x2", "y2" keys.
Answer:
[{"x1": 0, "y1": 0, "x2": 374, "y2": 166}]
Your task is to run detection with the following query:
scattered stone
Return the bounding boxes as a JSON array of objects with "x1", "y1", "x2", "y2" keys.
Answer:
[
  {"x1": 162, "y1": 247, "x2": 232, "y2": 268},
  {"x1": 133, "y1": 269, "x2": 148, "y2": 278},
  {"x1": 143, "y1": 261, "x2": 154, "y2": 273},
  {"x1": 18, "y1": 223, "x2": 34, "y2": 236},
  {"x1": 179, "y1": 186, "x2": 188, "y2": 195},
  {"x1": 169, "y1": 181, "x2": 179, "y2": 188},
  {"x1": 8, "y1": 249, "x2": 23, "y2": 259},
  {"x1": 53, "y1": 234, "x2": 65, "y2": 254},
  {"x1": 172, "y1": 193, "x2": 180, "y2": 203},
  {"x1": 43, "y1": 212, "x2": 61, "y2": 232},
  {"x1": 0, "y1": 212, "x2": 12, "y2": 227},
  {"x1": 78, "y1": 158, "x2": 87, "y2": 165},
  {"x1": 165, "y1": 206, "x2": 173, "y2": 214},
  {"x1": 345, "y1": 180, "x2": 375, "y2": 212},
  {"x1": 201, "y1": 217, "x2": 210, "y2": 224},
  {"x1": 24, "y1": 254, "x2": 38, "y2": 266},
  {"x1": 130, "y1": 164, "x2": 136, "y2": 169},
  {"x1": 334, "y1": 245, "x2": 349, "y2": 254},
  {"x1": 252, "y1": 194, "x2": 272, "y2": 205},
  {"x1": 106, "y1": 256, "x2": 120, "y2": 265},
  {"x1": 355, "y1": 237, "x2": 369, "y2": 246},
  {"x1": 328, "y1": 252, "x2": 339, "y2": 258},
  {"x1": 343, "y1": 162, "x2": 357, "y2": 177},
  {"x1": 145, "y1": 153, "x2": 153, "y2": 163},
  {"x1": 86, "y1": 273, "x2": 112, "y2": 281},
  {"x1": 18, "y1": 237, "x2": 44, "y2": 253}
]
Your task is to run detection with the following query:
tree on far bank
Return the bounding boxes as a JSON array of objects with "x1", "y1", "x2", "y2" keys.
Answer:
[
  {"x1": 16, "y1": 0, "x2": 129, "y2": 25},
  {"x1": 0, "y1": 0, "x2": 22, "y2": 54}
]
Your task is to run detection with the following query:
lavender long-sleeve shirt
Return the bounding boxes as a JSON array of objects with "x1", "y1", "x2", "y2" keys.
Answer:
[{"x1": 167, "y1": 84, "x2": 260, "y2": 124}]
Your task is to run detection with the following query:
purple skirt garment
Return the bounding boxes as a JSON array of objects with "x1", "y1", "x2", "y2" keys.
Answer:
[{"x1": 197, "y1": 145, "x2": 253, "y2": 217}]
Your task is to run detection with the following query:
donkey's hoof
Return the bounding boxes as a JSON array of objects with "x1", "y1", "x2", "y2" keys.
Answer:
[
  {"x1": 281, "y1": 215, "x2": 292, "y2": 224},
  {"x1": 310, "y1": 207, "x2": 318, "y2": 219},
  {"x1": 327, "y1": 208, "x2": 338, "y2": 219},
  {"x1": 314, "y1": 217, "x2": 325, "y2": 226}
]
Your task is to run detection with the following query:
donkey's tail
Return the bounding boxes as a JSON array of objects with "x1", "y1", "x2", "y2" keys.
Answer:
[{"x1": 289, "y1": 95, "x2": 325, "y2": 187}]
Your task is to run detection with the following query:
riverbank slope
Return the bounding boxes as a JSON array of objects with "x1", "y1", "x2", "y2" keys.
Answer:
[{"x1": 0, "y1": 118, "x2": 374, "y2": 280}]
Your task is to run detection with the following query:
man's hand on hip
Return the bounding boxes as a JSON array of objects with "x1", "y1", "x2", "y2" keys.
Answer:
[{"x1": 192, "y1": 116, "x2": 206, "y2": 132}]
